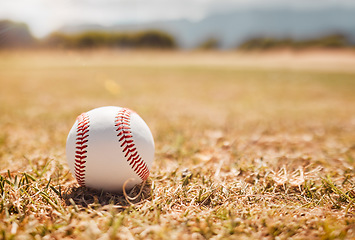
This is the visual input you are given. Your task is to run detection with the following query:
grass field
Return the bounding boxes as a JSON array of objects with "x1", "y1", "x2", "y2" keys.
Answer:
[{"x1": 0, "y1": 49, "x2": 354, "y2": 239}]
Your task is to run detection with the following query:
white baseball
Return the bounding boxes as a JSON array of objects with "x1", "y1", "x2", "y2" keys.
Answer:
[{"x1": 66, "y1": 106, "x2": 155, "y2": 192}]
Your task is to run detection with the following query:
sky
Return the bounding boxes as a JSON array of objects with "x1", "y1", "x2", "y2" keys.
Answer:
[{"x1": 1, "y1": 0, "x2": 355, "y2": 38}]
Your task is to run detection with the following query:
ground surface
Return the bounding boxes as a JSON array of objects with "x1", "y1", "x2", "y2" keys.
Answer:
[{"x1": 0, "y1": 49, "x2": 354, "y2": 239}]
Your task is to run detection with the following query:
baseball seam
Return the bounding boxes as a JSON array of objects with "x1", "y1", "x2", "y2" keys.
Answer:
[
  {"x1": 74, "y1": 112, "x2": 90, "y2": 186},
  {"x1": 115, "y1": 108, "x2": 150, "y2": 180}
]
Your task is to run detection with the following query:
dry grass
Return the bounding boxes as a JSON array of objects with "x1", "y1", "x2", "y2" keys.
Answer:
[{"x1": 0, "y1": 49, "x2": 354, "y2": 239}]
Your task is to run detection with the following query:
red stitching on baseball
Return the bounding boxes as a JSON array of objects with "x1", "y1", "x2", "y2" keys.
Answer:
[
  {"x1": 74, "y1": 112, "x2": 90, "y2": 186},
  {"x1": 115, "y1": 108, "x2": 150, "y2": 181}
]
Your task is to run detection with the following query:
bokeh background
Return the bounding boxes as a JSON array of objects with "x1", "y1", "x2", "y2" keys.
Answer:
[{"x1": 1, "y1": 0, "x2": 355, "y2": 50}]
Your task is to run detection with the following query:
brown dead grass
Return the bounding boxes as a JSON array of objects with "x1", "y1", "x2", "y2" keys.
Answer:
[{"x1": 0, "y1": 49, "x2": 354, "y2": 239}]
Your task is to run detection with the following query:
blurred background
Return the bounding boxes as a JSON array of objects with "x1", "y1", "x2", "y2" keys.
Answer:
[{"x1": 1, "y1": 0, "x2": 355, "y2": 50}]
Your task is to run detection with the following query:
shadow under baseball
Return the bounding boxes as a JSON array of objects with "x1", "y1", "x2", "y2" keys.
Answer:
[{"x1": 62, "y1": 180, "x2": 152, "y2": 208}]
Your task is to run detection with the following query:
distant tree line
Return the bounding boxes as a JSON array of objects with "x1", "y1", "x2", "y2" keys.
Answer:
[
  {"x1": 238, "y1": 34, "x2": 353, "y2": 50},
  {"x1": 1, "y1": 19, "x2": 355, "y2": 50},
  {"x1": 43, "y1": 31, "x2": 176, "y2": 49},
  {"x1": 0, "y1": 20, "x2": 176, "y2": 49}
]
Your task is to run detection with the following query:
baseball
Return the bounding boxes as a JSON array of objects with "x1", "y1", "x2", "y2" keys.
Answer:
[{"x1": 66, "y1": 106, "x2": 155, "y2": 192}]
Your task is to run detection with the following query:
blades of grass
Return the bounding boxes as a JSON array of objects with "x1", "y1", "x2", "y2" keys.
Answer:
[
  {"x1": 45, "y1": 178, "x2": 51, "y2": 189},
  {"x1": 198, "y1": 189, "x2": 203, "y2": 202},
  {"x1": 40, "y1": 192, "x2": 60, "y2": 211},
  {"x1": 24, "y1": 173, "x2": 29, "y2": 185},
  {"x1": 4, "y1": 179, "x2": 12, "y2": 187},
  {"x1": 344, "y1": 199, "x2": 355, "y2": 216},
  {"x1": 327, "y1": 192, "x2": 341, "y2": 209},
  {"x1": 18, "y1": 174, "x2": 25, "y2": 187},
  {"x1": 7, "y1": 170, "x2": 11, "y2": 180},
  {"x1": 200, "y1": 188, "x2": 217, "y2": 206},
  {"x1": 323, "y1": 176, "x2": 353, "y2": 203},
  {"x1": 20, "y1": 188, "x2": 36, "y2": 205},
  {"x1": 24, "y1": 173, "x2": 37, "y2": 182},
  {"x1": 182, "y1": 175, "x2": 191, "y2": 187},
  {"x1": 38, "y1": 159, "x2": 52, "y2": 178},
  {"x1": 69, "y1": 198, "x2": 79, "y2": 212},
  {"x1": 13, "y1": 175, "x2": 18, "y2": 189},
  {"x1": 50, "y1": 186, "x2": 61, "y2": 197},
  {"x1": 0, "y1": 177, "x2": 4, "y2": 195}
]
